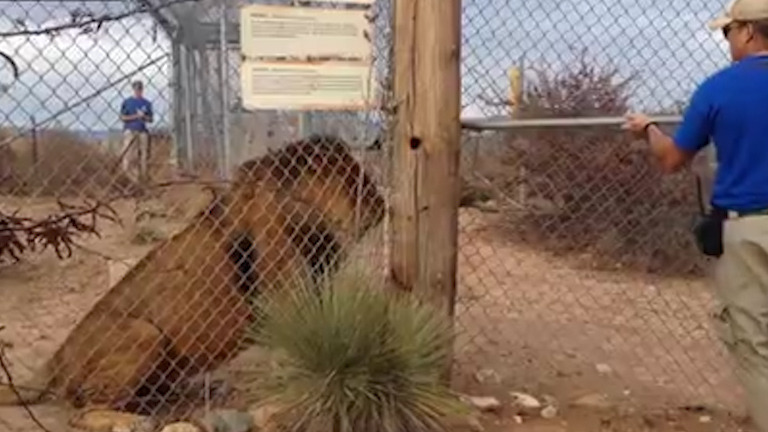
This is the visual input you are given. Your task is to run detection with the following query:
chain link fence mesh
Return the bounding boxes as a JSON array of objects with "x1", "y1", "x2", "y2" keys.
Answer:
[
  {"x1": 455, "y1": 0, "x2": 744, "y2": 428},
  {"x1": 0, "y1": 0, "x2": 751, "y2": 430},
  {"x1": 0, "y1": 0, "x2": 392, "y2": 430}
]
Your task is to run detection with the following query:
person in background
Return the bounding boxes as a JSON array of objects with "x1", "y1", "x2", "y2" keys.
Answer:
[
  {"x1": 622, "y1": 0, "x2": 768, "y2": 430},
  {"x1": 120, "y1": 80, "x2": 153, "y2": 185}
]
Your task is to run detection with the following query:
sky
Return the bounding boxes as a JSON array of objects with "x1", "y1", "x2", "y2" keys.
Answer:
[
  {"x1": 0, "y1": 0, "x2": 733, "y2": 134},
  {"x1": 0, "y1": 0, "x2": 172, "y2": 133},
  {"x1": 460, "y1": 0, "x2": 731, "y2": 118}
]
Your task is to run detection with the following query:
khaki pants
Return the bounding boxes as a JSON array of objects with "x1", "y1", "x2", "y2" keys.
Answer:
[
  {"x1": 122, "y1": 130, "x2": 150, "y2": 184},
  {"x1": 713, "y1": 213, "x2": 768, "y2": 431}
]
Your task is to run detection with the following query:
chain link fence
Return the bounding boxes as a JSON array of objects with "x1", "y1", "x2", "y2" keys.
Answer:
[
  {"x1": 0, "y1": 0, "x2": 753, "y2": 430},
  {"x1": 454, "y1": 0, "x2": 745, "y2": 428},
  {"x1": 0, "y1": 0, "x2": 392, "y2": 430}
]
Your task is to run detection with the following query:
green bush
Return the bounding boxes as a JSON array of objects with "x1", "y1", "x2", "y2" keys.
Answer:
[{"x1": 245, "y1": 263, "x2": 464, "y2": 432}]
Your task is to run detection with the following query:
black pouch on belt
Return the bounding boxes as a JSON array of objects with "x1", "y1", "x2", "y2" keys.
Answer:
[
  {"x1": 691, "y1": 211, "x2": 724, "y2": 257},
  {"x1": 690, "y1": 175, "x2": 724, "y2": 258}
]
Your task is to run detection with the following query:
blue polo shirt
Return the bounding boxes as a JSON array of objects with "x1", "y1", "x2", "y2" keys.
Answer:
[
  {"x1": 120, "y1": 96, "x2": 153, "y2": 132},
  {"x1": 674, "y1": 53, "x2": 768, "y2": 212}
]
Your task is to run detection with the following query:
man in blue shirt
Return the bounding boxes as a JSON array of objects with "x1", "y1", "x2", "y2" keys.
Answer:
[
  {"x1": 120, "y1": 80, "x2": 153, "y2": 185},
  {"x1": 624, "y1": 0, "x2": 768, "y2": 429}
]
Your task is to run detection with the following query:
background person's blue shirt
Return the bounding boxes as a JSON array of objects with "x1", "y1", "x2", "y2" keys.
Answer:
[
  {"x1": 120, "y1": 96, "x2": 153, "y2": 132},
  {"x1": 674, "y1": 53, "x2": 768, "y2": 212}
]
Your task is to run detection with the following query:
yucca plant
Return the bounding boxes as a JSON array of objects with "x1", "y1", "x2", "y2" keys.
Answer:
[{"x1": 244, "y1": 262, "x2": 466, "y2": 432}]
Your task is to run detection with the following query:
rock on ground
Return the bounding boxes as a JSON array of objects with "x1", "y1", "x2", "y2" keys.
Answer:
[
  {"x1": 199, "y1": 409, "x2": 254, "y2": 432},
  {"x1": 249, "y1": 404, "x2": 283, "y2": 432},
  {"x1": 160, "y1": 423, "x2": 202, "y2": 432},
  {"x1": 462, "y1": 395, "x2": 502, "y2": 412},
  {"x1": 510, "y1": 392, "x2": 542, "y2": 415},
  {"x1": 540, "y1": 405, "x2": 558, "y2": 419},
  {"x1": 68, "y1": 410, "x2": 156, "y2": 432}
]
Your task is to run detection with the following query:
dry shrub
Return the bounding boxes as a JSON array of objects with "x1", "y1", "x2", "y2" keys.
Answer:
[
  {"x1": 0, "y1": 129, "x2": 14, "y2": 185},
  {"x1": 0, "y1": 127, "x2": 135, "y2": 197},
  {"x1": 471, "y1": 50, "x2": 709, "y2": 277}
]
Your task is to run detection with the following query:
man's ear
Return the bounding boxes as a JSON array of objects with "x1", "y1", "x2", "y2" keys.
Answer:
[
  {"x1": 745, "y1": 23, "x2": 753, "y2": 41},
  {"x1": 745, "y1": 22, "x2": 758, "y2": 42}
]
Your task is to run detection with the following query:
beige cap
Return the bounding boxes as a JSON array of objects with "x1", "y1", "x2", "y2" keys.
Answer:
[{"x1": 708, "y1": 0, "x2": 768, "y2": 29}]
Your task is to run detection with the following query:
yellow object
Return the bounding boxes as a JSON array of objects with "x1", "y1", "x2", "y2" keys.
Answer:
[{"x1": 508, "y1": 67, "x2": 522, "y2": 115}]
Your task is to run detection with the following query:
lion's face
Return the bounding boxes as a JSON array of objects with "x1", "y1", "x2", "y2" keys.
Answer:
[
  {"x1": 235, "y1": 136, "x2": 385, "y2": 238},
  {"x1": 297, "y1": 137, "x2": 384, "y2": 238}
]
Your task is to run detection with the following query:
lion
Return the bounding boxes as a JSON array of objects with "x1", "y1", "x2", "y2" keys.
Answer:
[
  {"x1": 0, "y1": 134, "x2": 385, "y2": 428},
  {"x1": 236, "y1": 134, "x2": 384, "y2": 275}
]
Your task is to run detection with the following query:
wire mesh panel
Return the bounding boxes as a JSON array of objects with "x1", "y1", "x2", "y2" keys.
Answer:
[
  {"x1": 1, "y1": 0, "x2": 753, "y2": 430},
  {"x1": 0, "y1": 0, "x2": 392, "y2": 430},
  {"x1": 0, "y1": 0, "x2": 174, "y2": 196},
  {"x1": 166, "y1": 0, "x2": 391, "y2": 175},
  {"x1": 454, "y1": 0, "x2": 745, "y2": 429}
]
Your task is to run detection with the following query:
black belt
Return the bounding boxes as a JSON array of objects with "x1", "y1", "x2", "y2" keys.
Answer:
[{"x1": 711, "y1": 206, "x2": 768, "y2": 219}]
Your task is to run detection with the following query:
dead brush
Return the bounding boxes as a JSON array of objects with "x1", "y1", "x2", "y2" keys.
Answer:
[
  {"x1": 0, "y1": 128, "x2": 136, "y2": 197},
  {"x1": 0, "y1": 198, "x2": 120, "y2": 263},
  {"x1": 469, "y1": 48, "x2": 707, "y2": 276}
]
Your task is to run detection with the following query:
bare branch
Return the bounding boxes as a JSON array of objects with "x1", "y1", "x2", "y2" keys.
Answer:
[
  {"x1": 0, "y1": 198, "x2": 121, "y2": 263},
  {"x1": 0, "y1": 51, "x2": 19, "y2": 81},
  {"x1": 0, "y1": 0, "x2": 196, "y2": 38},
  {"x1": 0, "y1": 174, "x2": 235, "y2": 264}
]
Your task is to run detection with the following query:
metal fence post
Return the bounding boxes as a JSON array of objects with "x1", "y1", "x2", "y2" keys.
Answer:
[
  {"x1": 170, "y1": 40, "x2": 182, "y2": 170},
  {"x1": 180, "y1": 43, "x2": 194, "y2": 171},
  {"x1": 219, "y1": 1, "x2": 231, "y2": 178}
]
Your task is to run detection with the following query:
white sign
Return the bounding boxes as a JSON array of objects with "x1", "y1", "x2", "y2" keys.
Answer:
[
  {"x1": 313, "y1": 0, "x2": 374, "y2": 4},
  {"x1": 240, "y1": 4, "x2": 372, "y2": 60},
  {"x1": 305, "y1": 0, "x2": 374, "y2": 4},
  {"x1": 240, "y1": 60, "x2": 376, "y2": 111}
]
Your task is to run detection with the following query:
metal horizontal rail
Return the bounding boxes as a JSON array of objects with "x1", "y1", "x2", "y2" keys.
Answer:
[{"x1": 460, "y1": 115, "x2": 684, "y2": 131}]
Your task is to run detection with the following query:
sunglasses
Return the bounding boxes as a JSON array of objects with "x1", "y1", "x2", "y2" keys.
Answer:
[{"x1": 722, "y1": 21, "x2": 749, "y2": 38}]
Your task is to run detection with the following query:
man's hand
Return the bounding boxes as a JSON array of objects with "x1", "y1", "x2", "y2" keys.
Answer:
[
  {"x1": 622, "y1": 112, "x2": 693, "y2": 173},
  {"x1": 121, "y1": 113, "x2": 142, "y2": 122},
  {"x1": 621, "y1": 112, "x2": 654, "y2": 138}
]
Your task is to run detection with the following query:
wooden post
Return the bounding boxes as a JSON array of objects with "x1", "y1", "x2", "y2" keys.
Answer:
[
  {"x1": 390, "y1": 0, "x2": 462, "y2": 319},
  {"x1": 508, "y1": 66, "x2": 522, "y2": 116}
]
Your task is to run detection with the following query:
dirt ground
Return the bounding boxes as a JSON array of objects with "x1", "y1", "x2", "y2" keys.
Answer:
[{"x1": 0, "y1": 188, "x2": 754, "y2": 431}]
